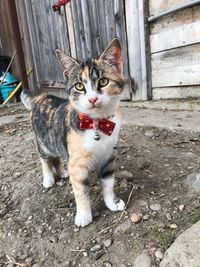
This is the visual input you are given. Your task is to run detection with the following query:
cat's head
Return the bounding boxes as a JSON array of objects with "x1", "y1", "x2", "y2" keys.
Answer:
[{"x1": 56, "y1": 38, "x2": 124, "y2": 118}]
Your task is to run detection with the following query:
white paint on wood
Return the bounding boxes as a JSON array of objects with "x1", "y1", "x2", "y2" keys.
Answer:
[
  {"x1": 152, "y1": 64, "x2": 200, "y2": 88},
  {"x1": 153, "y1": 86, "x2": 200, "y2": 100},
  {"x1": 151, "y1": 44, "x2": 200, "y2": 71},
  {"x1": 149, "y1": 0, "x2": 194, "y2": 15},
  {"x1": 151, "y1": 21, "x2": 200, "y2": 53}
]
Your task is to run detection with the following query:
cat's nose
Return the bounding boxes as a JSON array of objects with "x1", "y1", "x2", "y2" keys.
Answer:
[{"x1": 88, "y1": 97, "x2": 98, "y2": 104}]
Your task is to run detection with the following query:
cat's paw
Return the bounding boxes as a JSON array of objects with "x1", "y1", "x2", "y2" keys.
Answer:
[
  {"x1": 75, "y1": 209, "x2": 92, "y2": 227},
  {"x1": 58, "y1": 169, "x2": 69, "y2": 179},
  {"x1": 43, "y1": 172, "x2": 55, "y2": 188},
  {"x1": 105, "y1": 197, "x2": 125, "y2": 212}
]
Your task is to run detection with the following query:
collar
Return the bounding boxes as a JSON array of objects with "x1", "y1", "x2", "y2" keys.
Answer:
[{"x1": 78, "y1": 113, "x2": 116, "y2": 136}]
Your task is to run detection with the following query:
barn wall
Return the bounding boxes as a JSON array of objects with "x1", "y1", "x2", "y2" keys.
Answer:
[{"x1": 149, "y1": 0, "x2": 200, "y2": 100}]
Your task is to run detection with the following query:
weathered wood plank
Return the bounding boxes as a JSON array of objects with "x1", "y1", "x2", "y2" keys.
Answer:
[
  {"x1": 65, "y1": 2, "x2": 76, "y2": 58},
  {"x1": 149, "y1": 0, "x2": 193, "y2": 15},
  {"x1": 152, "y1": 64, "x2": 200, "y2": 88},
  {"x1": 151, "y1": 21, "x2": 200, "y2": 53},
  {"x1": 151, "y1": 44, "x2": 200, "y2": 71},
  {"x1": 150, "y1": 5, "x2": 200, "y2": 35},
  {"x1": 153, "y1": 86, "x2": 200, "y2": 100}
]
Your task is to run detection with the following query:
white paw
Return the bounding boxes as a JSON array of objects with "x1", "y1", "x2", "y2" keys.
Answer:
[
  {"x1": 75, "y1": 209, "x2": 92, "y2": 227},
  {"x1": 43, "y1": 172, "x2": 55, "y2": 188},
  {"x1": 58, "y1": 169, "x2": 69, "y2": 179},
  {"x1": 105, "y1": 197, "x2": 125, "y2": 211}
]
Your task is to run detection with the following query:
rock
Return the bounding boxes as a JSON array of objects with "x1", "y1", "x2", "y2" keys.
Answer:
[
  {"x1": 150, "y1": 203, "x2": 161, "y2": 211},
  {"x1": 120, "y1": 178, "x2": 128, "y2": 188},
  {"x1": 114, "y1": 220, "x2": 131, "y2": 235},
  {"x1": 118, "y1": 170, "x2": 133, "y2": 179},
  {"x1": 131, "y1": 214, "x2": 142, "y2": 223},
  {"x1": 155, "y1": 250, "x2": 164, "y2": 260},
  {"x1": 7, "y1": 264, "x2": 14, "y2": 267},
  {"x1": 186, "y1": 173, "x2": 200, "y2": 193},
  {"x1": 144, "y1": 131, "x2": 154, "y2": 138},
  {"x1": 104, "y1": 263, "x2": 112, "y2": 267},
  {"x1": 103, "y1": 239, "x2": 112, "y2": 248},
  {"x1": 160, "y1": 220, "x2": 200, "y2": 267},
  {"x1": 90, "y1": 244, "x2": 101, "y2": 252},
  {"x1": 83, "y1": 252, "x2": 88, "y2": 257},
  {"x1": 178, "y1": 204, "x2": 185, "y2": 211},
  {"x1": 169, "y1": 224, "x2": 177, "y2": 229},
  {"x1": 143, "y1": 214, "x2": 150, "y2": 221},
  {"x1": 134, "y1": 250, "x2": 152, "y2": 267},
  {"x1": 166, "y1": 213, "x2": 172, "y2": 221}
]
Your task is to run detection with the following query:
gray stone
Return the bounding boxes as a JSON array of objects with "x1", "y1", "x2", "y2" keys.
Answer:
[
  {"x1": 90, "y1": 244, "x2": 101, "y2": 252},
  {"x1": 118, "y1": 170, "x2": 133, "y2": 179},
  {"x1": 134, "y1": 250, "x2": 152, "y2": 267},
  {"x1": 144, "y1": 131, "x2": 154, "y2": 138},
  {"x1": 160, "y1": 220, "x2": 200, "y2": 267},
  {"x1": 114, "y1": 220, "x2": 131, "y2": 235},
  {"x1": 103, "y1": 239, "x2": 112, "y2": 248},
  {"x1": 150, "y1": 203, "x2": 161, "y2": 211},
  {"x1": 186, "y1": 173, "x2": 200, "y2": 193}
]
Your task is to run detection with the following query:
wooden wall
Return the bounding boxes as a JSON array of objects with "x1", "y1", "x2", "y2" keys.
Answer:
[
  {"x1": 16, "y1": 0, "x2": 131, "y2": 100},
  {"x1": 149, "y1": 0, "x2": 200, "y2": 100}
]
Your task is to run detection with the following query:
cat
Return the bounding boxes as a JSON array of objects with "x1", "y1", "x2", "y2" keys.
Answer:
[{"x1": 21, "y1": 38, "x2": 125, "y2": 227}]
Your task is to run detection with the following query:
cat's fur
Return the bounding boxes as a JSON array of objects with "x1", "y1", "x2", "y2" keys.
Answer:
[{"x1": 21, "y1": 38, "x2": 125, "y2": 227}]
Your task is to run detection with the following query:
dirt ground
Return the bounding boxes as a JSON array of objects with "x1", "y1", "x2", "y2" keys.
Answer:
[{"x1": 0, "y1": 106, "x2": 200, "y2": 267}]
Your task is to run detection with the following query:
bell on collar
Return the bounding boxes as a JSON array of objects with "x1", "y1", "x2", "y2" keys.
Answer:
[{"x1": 94, "y1": 132, "x2": 100, "y2": 141}]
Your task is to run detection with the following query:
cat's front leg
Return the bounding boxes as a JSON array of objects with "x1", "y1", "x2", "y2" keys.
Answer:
[
  {"x1": 68, "y1": 164, "x2": 92, "y2": 227},
  {"x1": 41, "y1": 157, "x2": 55, "y2": 188},
  {"x1": 98, "y1": 156, "x2": 125, "y2": 211}
]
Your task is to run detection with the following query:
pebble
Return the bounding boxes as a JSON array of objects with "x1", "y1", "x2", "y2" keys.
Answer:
[
  {"x1": 118, "y1": 170, "x2": 133, "y2": 179},
  {"x1": 155, "y1": 250, "x2": 164, "y2": 260},
  {"x1": 103, "y1": 239, "x2": 112, "y2": 248},
  {"x1": 186, "y1": 173, "x2": 200, "y2": 193},
  {"x1": 114, "y1": 220, "x2": 131, "y2": 235},
  {"x1": 166, "y1": 213, "x2": 172, "y2": 221},
  {"x1": 150, "y1": 203, "x2": 161, "y2": 211},
  {"x1": 7, "y1": 264, "x2": 14, "y2": 267},
  {"x1": 83, "y1": 252, "x2": 88, "y2": 257},
  {"x1": 90, "y1": 244, "x2": 101, "y2": 252},
  {"x1": 134, "y1": 250, "x2": 152, "y2": 267},
  {"x1": 144, "y1": 131, "x2": 154, "y2": 138},
  {"x1": 104, "y1": 263, "x2": 112, "y2": 267},
  {"x1": 143, "y1": 214, "x2": 150, "y2": 221},
  {"x1": 120, "y1": 179, "x2": 128, "y2": 188},
  {"x1": 170, "y1": 223, "x2": 178, "y2": 229},
  {"x1": 130, "y1": 214, "x2": 142, "y2": 223},
  {"x1": 178, "y1": 204, "x2": 185, "y2": 211}
]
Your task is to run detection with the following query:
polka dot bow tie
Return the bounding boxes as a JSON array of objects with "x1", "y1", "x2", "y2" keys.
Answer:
[{"x1": 79, "y1": 113, "x2": 116, "y2": 136}]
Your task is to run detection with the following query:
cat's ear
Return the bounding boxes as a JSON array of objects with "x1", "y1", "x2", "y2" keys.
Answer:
[
  {"x1": 55, "y1": 49, "x2": 79, "y2": 76},
  {"x1": 99, "y1": 38, "x2": 123, "y2": 73}
]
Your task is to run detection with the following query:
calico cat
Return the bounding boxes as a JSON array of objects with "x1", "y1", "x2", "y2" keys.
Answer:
[{"x1": 21, "y1": 38, "x2": 125, "y2": 227}]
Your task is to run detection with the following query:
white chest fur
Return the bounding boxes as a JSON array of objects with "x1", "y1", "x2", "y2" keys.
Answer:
[{"x1": 83, "y1": 115, "x2": 121, "y2": 169}]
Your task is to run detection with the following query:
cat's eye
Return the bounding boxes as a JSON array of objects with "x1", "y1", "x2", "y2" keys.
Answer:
[
  {"x1": 99, "y1": 78, "x2": 109, "y2": 87},
  {"x1": 75, "y1": 83, "x2": 85, "y2": 91}
]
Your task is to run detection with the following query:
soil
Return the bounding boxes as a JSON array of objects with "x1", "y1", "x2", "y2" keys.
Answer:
[{"x1": 0, "y1": 107, "x2": 200, "y2": 267}]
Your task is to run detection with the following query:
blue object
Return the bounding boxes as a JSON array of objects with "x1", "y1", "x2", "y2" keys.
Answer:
[{"x1": 0, "y1": 72, "x2": 18, "y2": 101}]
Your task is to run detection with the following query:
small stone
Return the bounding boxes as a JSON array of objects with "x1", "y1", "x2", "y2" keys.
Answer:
[
  {"x1": 103, "y1": 239, "x2": 112, "y2": 248},
  {"x1": 178, "y1": 204, "x2": 185, "y2": 211},
  {"x1": 155, "y1": 250, "x2": 164, "y2": 260},
  {"x1": 170, "y1": 223, "x2": 178, "y2": 229},
  {"x1": 118, "y1": 170, "x2": 133, "y2": 179},
  {"x1": 144, "y1": 131, "x2": 154, "y2": 138},
  {"x1": 150, "y1": 203, "x2": 161, "y2": 211},
  {"x1": 120, "y1": 179, "x2": 128, "y2": 188},
  {"x1": 114, "y1": 220, "x2": 131, "y2": 235},
  {"x1": 134, "y1": 250, "x2": 151, "y2": 267},
  {"x1": 73, "y1": 228, "x2": 79, "y2": 232},
  {"x1": 143, "y1": 214, "x2": 150, "y2": 221},
  {"x1": 25, "y1": 258, "x2": 33, "y2": 265},
  {"x1": 7, "y1": 264, "x2": 14, "y2": 267},
  {"x1": 90, "y1": 244, "x2": 101, "y2": 252},
  {"x1": 166, "y1": 213, "x2": 172, "y2": 221},
  {"x1": 28, "y1": 215, "x2": 33, "y2": 221},
  {"x1": 131, "y1": 214, "x2": 142, "y2": 223},
  {"x1": 83, "y1": 251, "x2": 88, "y2": 257},
  {"x1": 186, "y1": 173, "x2": 200, "y2": 193},
  {"x1": 104, "y1": 263, "x2": 112, "y2": 267}
]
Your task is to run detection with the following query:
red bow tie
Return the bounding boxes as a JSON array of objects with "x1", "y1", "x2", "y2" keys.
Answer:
[{"x1": 79, "y1": 113, "x2": 115, "y2": 136}]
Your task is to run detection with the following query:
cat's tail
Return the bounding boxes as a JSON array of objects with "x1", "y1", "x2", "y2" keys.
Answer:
[{"x1": 20, "y1": 89, "x2": 34, "y2": 110}]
